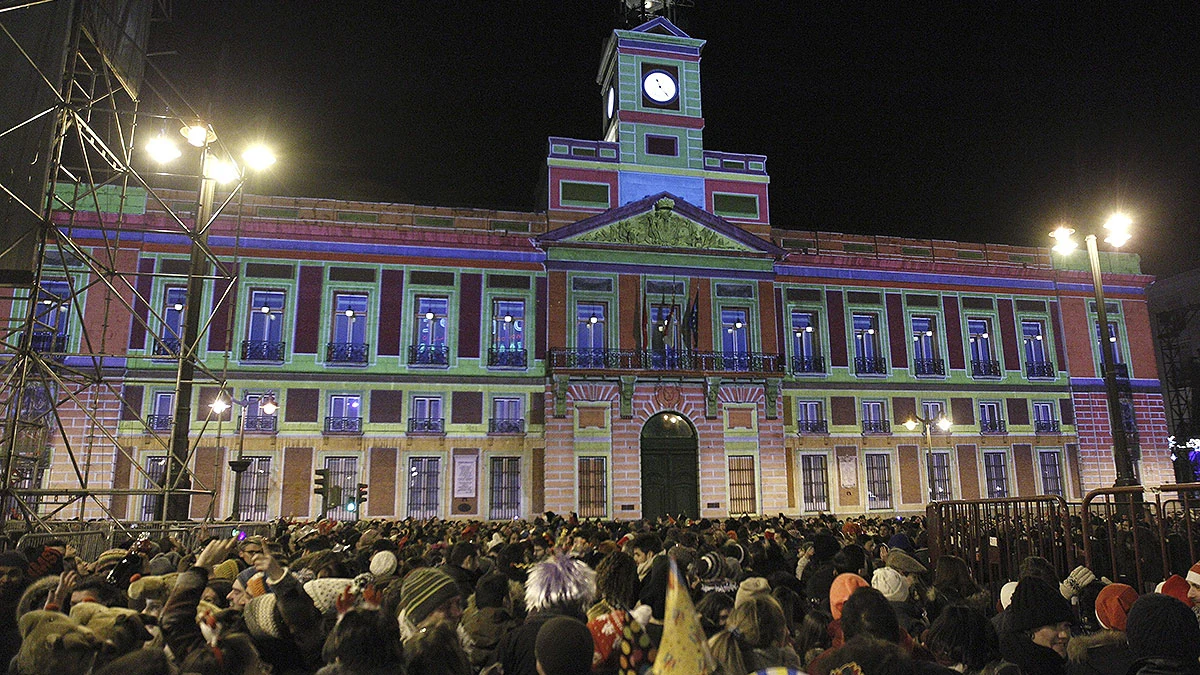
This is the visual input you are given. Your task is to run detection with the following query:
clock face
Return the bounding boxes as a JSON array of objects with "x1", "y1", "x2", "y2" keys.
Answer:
[
  {"x1": 606, "y1": 86, "x2": 615, "y2": 118},
  {"x1": 642, "y1": 70, "x2": 677, "y2": 104}
]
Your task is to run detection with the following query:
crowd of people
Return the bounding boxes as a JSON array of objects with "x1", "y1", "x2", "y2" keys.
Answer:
[{"x1": 0, "y1": 512, "x2": 1197, "y2": 675}]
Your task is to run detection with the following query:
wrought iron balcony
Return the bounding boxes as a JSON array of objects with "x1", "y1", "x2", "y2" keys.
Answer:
[
  {"x1": 240, "y1": 415, "x2": 277, "y2": 433},
  {"x1": 1102, "y1": 363, "x2": 1130, "y2": 379},
  {"x1": 487, "y1": 347, "x2": 526, "y2": 368},
  {"x1": 488, "y1": 418, "x2": 525, "y2": 434},
  {"x1": 854, "y1": 356, "x2": 888, "y2": 375},
  {"x1": 324, "y1": 416, "x2": 362, "y2": 434},
  {"x1": 862, "y1": 420, "x2": 891, "y2": 434},
  {"x1": 791, "y1": 355, "x2": 826, "y2": 374},
  {"x1": 326, "y1": 342, "x2": 369, "y2": 365},
  {"x1": 241, "y1": 339, "x2": 285, "y2": 362},
  {"x1": 797, "y1": 419, "x2": 828, "y2": 434},
  {"x1": 408, "y1": 417, "x2": 444, "y2": 434},
  {"x1": 408, "y1": 344, "x2": 449, "y2": 366},
  {"x1": 547, "y1": 348, "x2": 784, "y2": 374},
  {"x1": 1034, "y1": 419, "x2": 1060, "y2": 433},
  {"x1": 30, "y1": 331, "x2": 67, "y2": 354},
  {"x1": 970, "y1": 359, "x2": 1002, "y2": 377},
  {"x1": 146, "y1": 414, "x2": 173, "y2": 431},
  {"x1": 151, "y1": 337, "x2": 181, "y2": 357},
  {"x1": 912, "y1": 358, "x2": 945, "y2": 376},
  {"x1": 980, "y1": 419, "x2": 1007, "y2": 434},
  {"x1": 1026, "y1": 362, "x2": 1056, "y2": 378}
]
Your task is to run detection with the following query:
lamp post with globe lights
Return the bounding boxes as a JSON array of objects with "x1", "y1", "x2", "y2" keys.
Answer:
[
  {"x1": 904, "y1": 413, "x2": 952, "y2": 501},
  {"x1": 210, "y1": 392, "x2": 278, "y2": 520},
  {"x1": 146, "y1": 121, "x2": 276, "y2": 519},
  {"x1": 1049, "y1": 213, "x2": 1138, "y2": 487}
]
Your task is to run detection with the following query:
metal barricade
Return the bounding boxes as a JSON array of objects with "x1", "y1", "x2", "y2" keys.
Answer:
[
  {"x1": 927, "y1": 495, "x2": 1075, "y2": 601},
  {"x1": 17, "y1": 529, "x2": 111, "y2": 562},
  {"x1": 1081, "y1": 483, "x2": 1200, "y2": 593}
]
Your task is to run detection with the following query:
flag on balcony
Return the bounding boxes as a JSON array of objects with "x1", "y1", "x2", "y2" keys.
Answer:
[
  {"x1": 682, "y1": 287, "x2": 700, "y2": 350},
  {"x1": 636, "y1": 292, "x2": 646, "y2": 351}
]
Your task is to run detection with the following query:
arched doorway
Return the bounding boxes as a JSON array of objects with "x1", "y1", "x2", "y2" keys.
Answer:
[{"x1": 640, "y1": 411, "x2": 699, "y2": 520}]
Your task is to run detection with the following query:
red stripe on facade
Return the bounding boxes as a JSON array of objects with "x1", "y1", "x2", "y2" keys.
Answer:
[
  {"x1": 294, "y1": 266, "x2": 323, "y2": 354},
  {"x1": 377, "y1": 269, "x2": 403, "y2": 356},
  {"x1": 458, "y1": 273, "x2": 482, "y2": 359},
  {"x1": 826, "y1": 290, "x2": 847, "y2": 367},
  {"x1": 942, "y1": 296, "x2": 966, "y2": 370},
  {"x1": 885, "y1": 293, "x2": 908, "y2": 369}
]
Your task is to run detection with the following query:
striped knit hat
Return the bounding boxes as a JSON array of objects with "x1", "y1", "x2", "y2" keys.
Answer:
[{"x1": 401, "y1": 567, "x2": 460, "y2": 626}]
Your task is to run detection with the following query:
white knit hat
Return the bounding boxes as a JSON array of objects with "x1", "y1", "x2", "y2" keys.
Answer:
[
  {"x1": 871, "y1": 566, "x2": 911, "y2": 602},
  {"x1": 1187, "y1": 561, "x2": 1200, "y2": 587},
  {"x1": 303, "y1": 578, "x2": 353, "y2": 614},
  {"x1": 370, "y1": 550, "x2": 398, "y2": 577}
]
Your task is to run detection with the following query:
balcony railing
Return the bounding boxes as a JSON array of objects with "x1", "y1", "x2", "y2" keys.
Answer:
[
  {"x1": 797, "y1": 419, "x2": 828, "y2": 434},
  {"x1": 241, "y1": 339, "x2": 285, "y2": 362},
  {"x1": 240, "y1": 415, "x2": 277, "y2": 433},
  {"x1": 146, "y1": 414, "x2": 172, "y2": 431},
  {"x1": 548, "y1": 348, "x2": 784, "y2": 374},
  {"x1": 1102, "y1": 363, "x2": 1130, "y2": 379},
  {"x1": 854, "y1": 356, "x2": 888, "y2": 375},
  {"x1": 1034, "y1": 419, "x2": 1060, "y2": 433},
  {"x1": 487, "y1": 347, "x2": 526, "y2": 368},
  {"x1": 912, "y1": 358, "x2": 944, "y2": 376},
  {"x1": 326, "y1": 342, "x2": 369, "y2": 365},
  {"x1": 1026, "y1": 362, "x2": 1056, "y2": 378},
  {"x1": 408, "y1": 417, "x2": 444, "y2": 434},
  {"x1": 489, "y1": 418, "x2": 525, "y2": 434},
  {"x1": 791, "y1": 355, "x2": 826, "y2": 374},
  {"x1": 980, "y1": 419, "x2": 1007, "y2": 434},
  {"x1": 408, "y1": 344, "x2": 449, "y2": 366},
  {"x1": 862, "y1": 420, "x2": 891, "y2": 434},
  {"x1": 152, "y1": 337, "x2": 181, "y2": 357},
  {"x1": 30, "y1": 331, "x2": 67, "y2": 353},
  {"x1": 970, "y1": 359, "x2": 1002, "y2": 377},
  {"x1": 324, "y1": 416, "x2": 362, "y2": 434}
]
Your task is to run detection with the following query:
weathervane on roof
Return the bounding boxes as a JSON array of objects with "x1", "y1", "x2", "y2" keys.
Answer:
[{"x1": 619, "y1": 0, "x2": 692, "y2": 28}]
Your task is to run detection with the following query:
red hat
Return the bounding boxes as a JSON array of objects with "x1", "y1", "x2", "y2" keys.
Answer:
[
  {"x1": 1095, "y1": 583, "x2": 1138, "y2": 631},
  {"x1": 842, "y1": 521, "x2": 863, "y2": 537},
  {"x1": 829, "y1": 573, "x2": 869, "y2": 620},
  {"x1": 1158, "y1": 574, "x2": 1193, "y2": 607},
  {"x1": 1188, "y1": 561, "x2": 1200, "y2": 588}
]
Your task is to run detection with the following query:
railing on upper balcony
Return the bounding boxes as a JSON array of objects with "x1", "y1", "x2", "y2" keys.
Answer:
[
  {"x1": 242, "y1": 340, "x2": 285, "y2": 362},
  {"x1": 241, "y1": 415, "x2": 277, "y2": 433},
  {"x1": 981, "y1": 419, "x2": 1007, "y2": 434},
  {"x1": 1034, "y1": 419, "x2": 1060, "y2": 433},
  {"x1": 489, "y1": 418, "x2": 525, "y2": 434},
  {"x1": 971, "y1": 359, "x2": 1002, "y2": 377},
  {"x1": 854, "y1": 356, "x2": 888, "y2": 375},
  {"x1": 797, "y1": 419, "x2": 829, "y2": 434},
  {"x1": 408, "y1": 417, "x2": 444, "y2": 434},
  {"x1": 791, "y1": 355, "x2": 826, "y2": 374},
  {"x1": 408, "y1": 344, "x2": 449, "y2": 366},
  {"x1": 547, "y1": 349, "x2": 784, "y2": 374},
  {"x1": 146, "y1": 415, "x2": 172, "y2": 431},
  {"x1": 912, "y1": 358, "x2": 945, "y2": 376},
  {"x1": 487, "y1": 347, "x2": 526, "y2": 368},
  {"x1": 1102, "y1": 363, "x2": 1130, "y2": 379},
  {"x1": 862, "y1": 420, "x2": 891, "y2": 434},
  {"x1": 324, "y1": 416, "x2": 362, "y2": 434},
  {"x1": 152, "y1": 337, "x2": 181, "y2": 358},
  {"x1": 326, "y1": 342, "x2": 368, "y2": 365},
  {"x1": 30, "y1": 331, "x2": 67, "y2": 354},
  {"x1": 1026, "y1": 362, "x2": 1056, "y2": 378}
]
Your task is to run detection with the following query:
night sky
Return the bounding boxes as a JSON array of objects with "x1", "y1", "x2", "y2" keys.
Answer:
[{"x1": 153, "y1": 2, "x2": 1200, "y2": 279}]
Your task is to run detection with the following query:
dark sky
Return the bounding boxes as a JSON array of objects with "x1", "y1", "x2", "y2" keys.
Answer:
[{"x1": 153, "y1": 2, "x2": 1200, "y2": 279}]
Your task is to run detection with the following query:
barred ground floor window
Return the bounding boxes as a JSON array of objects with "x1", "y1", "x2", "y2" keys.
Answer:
[
  {"x1": 800, "y1": 454, "x2": 829, "y2": 512},
  {"x1": 489, "y1": 456, "x2": 521, "y2": 520},
  {"x1": 577, "y1": 456, "x2": 607, "y2": 519},
  {"x1": 727, "y1": 455, "x2": 757, "y2": 514}
]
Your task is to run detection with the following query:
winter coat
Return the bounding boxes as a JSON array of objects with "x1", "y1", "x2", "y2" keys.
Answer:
[
  {"x1": 1066, "y1": 629, "x2": 1134, "y2": 675},
  {"x1": 493, "y1": 607, "x2": 587, "y2": 675},
  {"x1": 1125, "y1": 658, "x2": 1200, "y2": 675},
  {"x1": 999, "y1": 630, "x2": 1066, "y2": 675},
  {"x1": 461, "y1": 606, "x2": 520, "y2": 671},
  {"x1": 890, "y1": 600, "x2": 927, "y2": 637}
]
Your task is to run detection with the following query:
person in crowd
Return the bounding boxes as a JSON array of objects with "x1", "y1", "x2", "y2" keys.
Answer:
[
  {"x1": 493, "y1": 553, "x2": 595, "y2": 675},
  {"x1": 925, "y1": 604, "x2": 1019, "y2": 675},
  {"x1": 998, "y1": 576, "x2": 1073, "y2": 675},
  {"x1": 708, "y1": 593, "x2": 803, "y2": 675},
  {"x1": 440, "y1": 542, "x2": 481, "y2": 601},
  {"x1": 1067, "y1": 582, "x2": 1137, "y2": 675},
  {"x1": 317, "y1": 607, "x2": 405, "y2": 675},
  {"x1": 462, "y1": 571, "x2": 520, "y2": 671},
  {"x1": 696, "y1": 591, "x2": 735, "y2": 638},
  {"x1": 872, "y1": 566, "x2": 925, "y2": 636},
  {"x1": 535, "y1": 616, "x2": 594, "y2": 675},
  {"x1": 1124, "y1": 593, "x2": 1200, "y2": 675},
  {"x1": 929, "y1": 555, "x2": 990, "y2": 619}
]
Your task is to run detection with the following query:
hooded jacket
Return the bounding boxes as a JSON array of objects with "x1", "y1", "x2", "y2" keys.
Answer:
[{"x1": 1065, "y1": 629, "x2": 1133, "y2": 675}]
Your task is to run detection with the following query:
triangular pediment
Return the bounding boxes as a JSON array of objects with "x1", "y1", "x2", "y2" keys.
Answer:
[
  {"x1": 538, "y1": 193, "x2": 784, "y2": 256},
  {"x1": 630, "y1": 17, "x2": 690, "y2": 38}
]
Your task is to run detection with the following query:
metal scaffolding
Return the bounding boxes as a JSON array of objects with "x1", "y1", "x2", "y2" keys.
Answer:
[{"x1": 0, "y1": 0, "x2": 243, "y2": 531}]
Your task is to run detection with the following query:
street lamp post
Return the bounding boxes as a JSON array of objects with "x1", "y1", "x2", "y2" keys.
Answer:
[
  {"x1": 146, "y1": 122, "x2": 275, "y2": 520},
  {"x1": 1050, "y1": 214, "x2": 1138, "y2": 487},
  {"x1": 211, "y1": 393, "x2": 277, "y2": 520},
  {"x1": 904, "y1": 413, "x2": 952, "y2": 501}
]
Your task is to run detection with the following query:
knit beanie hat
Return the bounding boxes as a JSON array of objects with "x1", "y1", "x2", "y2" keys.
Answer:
[
  {"x1": 811, "y1": 532, "x2": 841, "y2": 563},
  {"x1": 304, "y1": 578, "x2": 353, "y2": 614},
  {"x1": 237, "y1": 564, "x2": 258, "y2": 588},
  {"x1": 144, "y1": 554, "x2": 175, "y2": 577},
  {"x1": 93, "y1": 548, "x2": 126, "y2": 572},
  {"x1": 535, "y1": 616, "x2": 595, "y2": 675},
  {"x1": 370, "y1": 550, "x2": 398, "y2": 578},
  {"x1": 1125, "y1": 593, "x2": 1200, "y2": 662},
  {"x1": 830, "y1": 573, "x2": 869, "y2": 620},
  {"x1": 1155, "y1": 574, "x2": 1193, "y2": 607},
  {"x1": 245, "y1": 572, "x2": 268, "y2": 598},
  {"x1": 1094, "y1": 583, "x2": 1138, "y2": 631},
  {"x1": 885, "y1": 549, "x2": 927, "y2": 575},
  {"x1": 735, "y1": 577, "x2": 770, "y2": 608},
  {"x1": 1187, "y1": 561, "x2": 1200, "y2": 587},
  {"x1": 1007, "y1": 576, "x2": 1072, "y2": 632},
  {"x1": 871, "y1": 567, "x2": 911, "y2": 603},
  {"x1": 696, "y1": 552, "x2": 725, "y2": 582},
  {"x1": 999, "y1": 581, "x2": 1019, "y2": 609},
  {"x1": 210, "y1": 559, "x2": 239, "y2": 580},
  {"x1": 244, "y1": 594, "x2": 284, "y2": 640},
  {"x1": 401, "y1": 567, "x2": 460, "y2": 626}
]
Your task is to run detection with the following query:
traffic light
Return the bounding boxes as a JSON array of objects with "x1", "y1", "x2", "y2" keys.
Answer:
[
  {"x1": 314, "y1": 469, "x2": 330, "y2": 513},
  {"x1": 357, "y1": 483, "x2": 368, "y2": 506}
]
